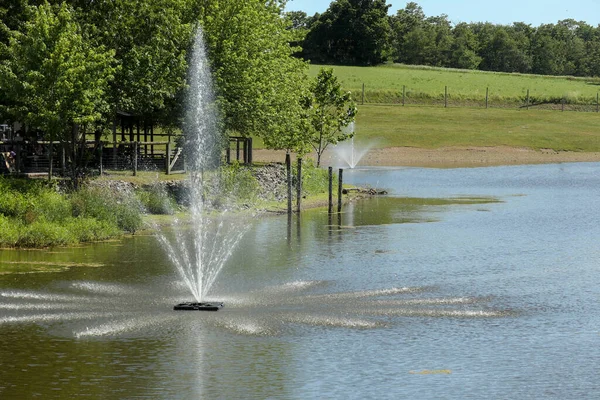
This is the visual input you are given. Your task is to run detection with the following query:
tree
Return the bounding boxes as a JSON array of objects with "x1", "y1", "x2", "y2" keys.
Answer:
[
  {"x1": 303, "y1": 0, "x2": 392, "y2": 65},
  {"x1": 304, "y1": 68, "x2": 357, "y2": 167},
  {"x1": 449, "y1": 23, "x2": 481, "y2": 69},
  {"x1": 189, "y1": 0, "x2": 309, "y2": 153},
  {"x1": 0, "y1": 1, "x2": 115, "y2": 179}
]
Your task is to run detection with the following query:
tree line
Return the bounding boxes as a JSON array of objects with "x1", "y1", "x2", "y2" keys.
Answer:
[
  {"x1": 290, "y1": 1, "x2": 600, "y2": 77},
  {"x1": 0, "y1": 0, "x2": 356, "y2": 174}
]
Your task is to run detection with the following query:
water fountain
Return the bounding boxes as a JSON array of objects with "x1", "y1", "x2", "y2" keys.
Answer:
[
  {"x1": 154, "y1": 27, "x2": 246, "y2": 310},
  {"x1": 331, "y1": 123, "x2": 373, "y2": 169}
]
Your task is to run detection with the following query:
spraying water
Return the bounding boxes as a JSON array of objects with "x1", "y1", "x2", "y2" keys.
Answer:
[
  {"x1": 331, "y1": 123, "x2": 373, "y2": 169},
  {"x1": 154, "y1": 27, "x2": 246, "y2": 302}
]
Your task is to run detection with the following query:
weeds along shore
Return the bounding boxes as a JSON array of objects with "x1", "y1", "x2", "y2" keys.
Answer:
[{"x1": 0, "y1": 161, "x2": 336, "y2": 248}]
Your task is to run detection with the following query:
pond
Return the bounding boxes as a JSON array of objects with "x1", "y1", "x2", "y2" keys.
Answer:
[{"x1": 1, "y1": 162, "x2": 599, "y2": 399}]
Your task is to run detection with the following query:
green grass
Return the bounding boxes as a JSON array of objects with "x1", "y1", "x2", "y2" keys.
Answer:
[
  {"x1": 354, "y1": 105, "x2": 600, "y2": 152},
  {"x1": 309, "y1": 64, "x2": 600, "y2": 106}
]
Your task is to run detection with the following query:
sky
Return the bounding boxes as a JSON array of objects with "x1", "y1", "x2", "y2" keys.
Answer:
[{"x1": 285, "y1": 0, "x2": 600, "y2": 27}]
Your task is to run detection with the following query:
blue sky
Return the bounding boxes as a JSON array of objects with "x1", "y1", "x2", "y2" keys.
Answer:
[{"x1": 285, "y1": 0, "x2": 600, "y2": 27}]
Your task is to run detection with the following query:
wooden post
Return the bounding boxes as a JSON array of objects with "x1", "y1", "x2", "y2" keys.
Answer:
[
  {"x1": 328, "y1": 166, "x2": 333, "y2": 214},
  {"x1": 444, "y1": 86, "x2": 448, "y2": 108},
  {"x1": 166, "y1": 141, "x2": 171, "y2": 175},
  {"x1": 112, "y1": 116, "x2": 117, "y2": 169},
  {"x1": 132, "y1": 141, "x2": 138, "y2": 176},
  {"x1": 337, "y1": 168, "x2": 343, "y2": 213},
  {"x1": 486, "y1": 87, "x2": 489, "y2": 109},
  {"x1": 286, "y1": 153, "x2": 292, "y2": 215},
  {"x1": 226, "y1": 138, "x2": 231, "y2": 164},
  {"x1": 243, "y1": 138, "x2": 248, "y2": 164},
  {"x1": 248, "y1": 137, "x2": 253, "y2": 164},
  {"x1": 236, "y1": 139, "x2": 240, "y2": 161},
  {"x1": 99, "y1": 142, "x2": 103, "y2": 175},
  {"x1": 150, "y1": 122, "x2": 154, "y2": 157},
  {"x1": 526, "y1": 89, "x2": 530, "y2": 110},
  {"x1": 362, "y1": 83, "x2": 365, "y2": 105},
  {"x1": 296, "y1": 158, "x2": 302, "y2": 213},
  {"x1": 61, "y1": 145, "x2": 66, "y2": 175},
  {"x1": 402, "y1": 85, "x2": 406, "y2": 106}
]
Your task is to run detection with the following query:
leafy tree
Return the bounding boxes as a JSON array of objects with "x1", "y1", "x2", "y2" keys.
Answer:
[
  {"x1": 449, "y1": 23, "x2": 481, "y2": 69},
  {"x1": 0, "y1": 1, "x2": 115, "y2": 178},
  {"x1": 303, "y1": 0, "x2": 392, "y2": 65},
  {"x1": 190, "y1": 0, "x2": 309, "y2": 153},
  {"x1": 304, "y1": 68, "x2": 357, "y2": 167}
]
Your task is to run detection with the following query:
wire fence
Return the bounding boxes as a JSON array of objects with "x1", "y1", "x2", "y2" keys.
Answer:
[{"x1": 353, "y1": 84, "x2": 600, "y2": 113}]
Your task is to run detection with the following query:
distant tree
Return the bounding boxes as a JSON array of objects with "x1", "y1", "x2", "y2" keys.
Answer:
[
  {"x1": 303, "y1": 68, "x2": 357, "y2": 167},
  {"x1": 448, "y1": 23, "x2": 481, "y2": 69},
  {"x1": 303, "y1": 0, "x2": 392, "y2": 65},
  {"x1": 0, "y1": 1, "x2": 115, "y2": 179}
]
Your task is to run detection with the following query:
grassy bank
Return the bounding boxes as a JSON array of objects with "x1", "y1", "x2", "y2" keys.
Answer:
[
  {"x1": 309, "y1": 64, "x2": 600, "y2": 107},
  {"x1": 0, "y1": 161, "x2": 333, "y2": 248},
  {"x1": 354, "y1": 105, "x2": 600, "y2": 152}
]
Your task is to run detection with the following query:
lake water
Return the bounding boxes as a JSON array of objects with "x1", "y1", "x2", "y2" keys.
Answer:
[{"x1": 1, "y1": 163, "x2": 599, "y2": 399}]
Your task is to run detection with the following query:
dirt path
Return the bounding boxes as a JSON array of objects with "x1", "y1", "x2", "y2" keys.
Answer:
[{"x1": 253, "y1": 146, "x2": 600, "y2": 168}]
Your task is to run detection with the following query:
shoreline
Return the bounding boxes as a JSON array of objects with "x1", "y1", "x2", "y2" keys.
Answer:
[{"x1": 253, "y1": 146, "x2": 600, "y2": 168}]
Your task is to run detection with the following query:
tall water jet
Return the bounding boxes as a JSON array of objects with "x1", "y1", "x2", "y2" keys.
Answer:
[{"x1": 155, "y1": 27, "x2": 246, "y2": 305}]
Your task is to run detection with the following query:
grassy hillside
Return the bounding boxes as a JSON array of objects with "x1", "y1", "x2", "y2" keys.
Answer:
[
  {"x1": 355, "y1": 105, "x2": 600, "y2": 152},
  {"x1": 309, "y1": 64, "x2": 600, "y2": 107}
]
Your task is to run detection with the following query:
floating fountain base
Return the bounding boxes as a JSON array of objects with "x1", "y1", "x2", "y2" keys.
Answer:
[{"x1": 174, "y1": 302, "x2": 224, "y2": 311}]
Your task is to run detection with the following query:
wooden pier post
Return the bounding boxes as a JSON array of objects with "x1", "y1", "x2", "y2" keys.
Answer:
[
  {"x1": 296, "y1": 158, "x2": 302, "y2": 213},
  {"x1": 286, "y1": 153, "x2": 292, "y2": 215},
  {"x1": 328, "y1": 166, "x2": 333, "y2": 214},
  {"x1": 166, "y1": 141, "x2": 171, "y2": 175},
  {"x1": 337, "y1": 168, "x2": 343, "y2": 213}
]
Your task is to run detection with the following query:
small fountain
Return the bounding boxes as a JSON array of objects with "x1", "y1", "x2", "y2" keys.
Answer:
[
  {"x1": 331, "y1": 123, "x2": 373, "y2": 169},
  {"x1": 154, "y1": 27, "x2": 246, "y2": 310}
]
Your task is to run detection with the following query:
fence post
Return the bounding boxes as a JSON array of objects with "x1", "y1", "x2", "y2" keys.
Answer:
[
  {"x1": 296, "y1": 157, "x2": 302, "y2": 213},
  {"x1": 337, "y1": 168, "x2": 343, "y2": 213},
  {"x1": 402, "y1": 85, "x2": 406, "y2": 106},
  {"x1": 99, "y1": 142, "x2": 103, "y2": 175},
  {"x1": 444, "y1": 86, "x2": 448, "y2": 108},
  {"x1": 286, "y1": 153, "x2": 292, "y2": 215},
  {"x1": 166, "y1": 141, "x2": 171, "y2": 175},
  {"x1": 328, "y1": 167, "x2": 333, "y2": 214},
  {"x1": 132, "y1": 141, "x2": 138, "y2": 176},
  {"x1": 486, "y1": 87, "x2": 489, "y2": 109}
]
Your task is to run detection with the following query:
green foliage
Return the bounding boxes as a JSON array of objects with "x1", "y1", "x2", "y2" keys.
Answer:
[
  {"x1": 196, "y1": 0, "x2": 309, "y2": 152},
  {"x1": 218, "y1": 162, "x2": 260, "y2": 204},
  {"x1": 303, "y1": 0, "x2": 392, "y2": 65},
  {"x1": 0, "y1": 177, "x2": 143, "y2": 247},
  {"x1": 70, "y1": 186, "x2": 142, "y2": 233},
  {"x1": 298, "y1": 158, "x2": 331, "y2": 195},
  {"x1": 304, "y1": 68, "x2": 358, "y2": 166},
  {"x1": 0, "y1": 1, "x2": 115, "y2": 141},
  {"x1": 136, "y1": 185, "x2": 177, "y2": 215}
]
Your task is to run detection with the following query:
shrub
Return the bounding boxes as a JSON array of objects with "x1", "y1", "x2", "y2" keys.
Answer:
[{"x1": 137, "y1": 185, "x2": 176, "y2": 215}]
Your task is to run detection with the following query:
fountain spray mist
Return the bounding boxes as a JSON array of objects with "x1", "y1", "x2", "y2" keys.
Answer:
[{"x1": 155, "y1": 27, "x2": 246, "y2": 302}]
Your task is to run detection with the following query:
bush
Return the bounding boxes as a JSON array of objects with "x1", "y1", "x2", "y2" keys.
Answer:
[
  {"x1": 137, "y1": 185, "x2": 176, "y2": 215},
  {"x1": 299, "y1": 158, "x2": 332, "y2": 195},
  {"x1": 70, "y1": 186, "x2": 142, "y2": 233},
  {"x1": 218, "y1": 162, "x2": 260, "y2": 205},
  {"x1": 16, "y1": 219, "x2": 75, "y2": 248},
  {"x1": 0, "y1": 215, "x2": 20, "y2": 247}
]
